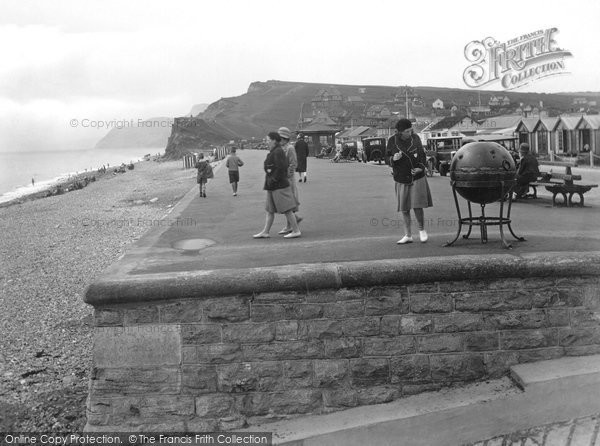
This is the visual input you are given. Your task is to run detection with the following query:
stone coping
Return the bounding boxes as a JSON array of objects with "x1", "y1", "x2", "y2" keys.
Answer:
[{"x1": 84, "y1": 251, "x2": 600, "y2": 306}]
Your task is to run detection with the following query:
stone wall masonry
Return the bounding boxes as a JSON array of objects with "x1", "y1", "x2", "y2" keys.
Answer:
[{"x1": 85, "y1": 259, "x2": 600, "y2": 431}]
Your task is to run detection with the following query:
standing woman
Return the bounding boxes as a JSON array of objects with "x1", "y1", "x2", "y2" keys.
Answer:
[
  {"x1": 295, "y1": 133, "x2": 309, "y2": 182},
  {"x1": 253, "y1": 132, "x2": 301, "y2": 239},
  {"x1": 386, "y1": 118, "x2": 433, "y2": 244}
]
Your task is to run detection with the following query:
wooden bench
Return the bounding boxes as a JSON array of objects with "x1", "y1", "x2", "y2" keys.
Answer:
[{"x1": 527, "y1": 161, "x2": 598, "y2": 207}]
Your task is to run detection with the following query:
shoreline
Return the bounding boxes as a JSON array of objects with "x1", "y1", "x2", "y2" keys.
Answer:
[
  {"x1": 0, "y1": 157, "x2": 199, "y2": 431},
  {"x1": 0, "y1": 155, "x2": 160, "y2": 209}
]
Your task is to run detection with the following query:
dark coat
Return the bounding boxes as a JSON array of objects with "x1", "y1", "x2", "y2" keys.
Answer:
[
  {"x1": 195, "y1": 160, "x2": 213, "y2": 183},
  {"x1": 295, "y1": 139, "x2": 309, "y2": 172},
  {"x1": 386, "y1": 133, "x2": 427, "y2": 184},
  {"x1": 264, "y1": 145, "x2": 290, "y2": 191},
  {"x1": 517, "y1": 152, "x2": 540, "y2": 180}
]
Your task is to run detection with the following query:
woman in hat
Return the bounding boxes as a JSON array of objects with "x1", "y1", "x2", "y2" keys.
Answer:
[
  {"x1": 386, "y1": 118, "x2": 433, "y2": 244},
  {"x1": 253, "y1": 132, "x2": 301, "y2": 239}
]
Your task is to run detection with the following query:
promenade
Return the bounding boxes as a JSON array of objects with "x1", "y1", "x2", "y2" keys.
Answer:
[
  {"x1": 126, "y1": 149, "x2": 600, "y2": 275},
  {"x1": 83, "y1": 150, "x2": 600, "y2": 443}
]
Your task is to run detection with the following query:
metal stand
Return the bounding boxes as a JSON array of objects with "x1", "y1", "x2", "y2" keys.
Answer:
[{"x1": 444, "y1": 180, "x2": 525, "y2": 249}]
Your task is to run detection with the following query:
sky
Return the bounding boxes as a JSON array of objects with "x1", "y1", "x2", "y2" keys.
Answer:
[{"x1": 1, "y1": 0, "x2": 599, "y2": 152}]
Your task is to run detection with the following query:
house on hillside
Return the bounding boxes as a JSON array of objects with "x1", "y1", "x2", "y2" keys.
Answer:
[
  {"x1": 489, "y1": 96, "x2": 500, "y2": 107},
  {"x1": 311, "y1": 87, "x2": 343, "y2": 108},
  {"x1": 347, "y1": 96, "x2": 364, "y2": 105},
  {"x1": 469, "y1": 105, "x2": 492, "y2": 118},
  {"x1": 502, "y1": 96, "x2": 511, "y2": 106},
  {"x1": 432, "y1": 99, "x2": 444, "y2": 109},
  {"x1": 366, "y1": 105, "x2": 391, "y2": 118}
]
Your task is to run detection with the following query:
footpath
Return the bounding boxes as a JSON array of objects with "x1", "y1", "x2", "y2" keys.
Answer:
[{"x1": 121, "y1": 149, "x2": 599, "y2": 275}]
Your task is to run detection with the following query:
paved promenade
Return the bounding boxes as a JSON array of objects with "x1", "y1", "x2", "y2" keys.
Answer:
[
  {"x1": 129, "y1": 149, "x2": 600, "y2": 274},
  {"x1": 87, "y1": 150, "x2": 600, "y2": 444}
]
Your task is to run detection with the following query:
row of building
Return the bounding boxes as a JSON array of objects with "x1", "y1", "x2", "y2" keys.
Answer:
[
  {"x1": 427, "y1": 114, "x2": 600, "y2": 161},
  {"x1": 297, "y1": 113, "x2": 600, "y2": 164}
]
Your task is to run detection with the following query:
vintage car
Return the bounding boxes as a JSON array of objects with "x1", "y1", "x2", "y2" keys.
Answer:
[
  {"x1": 362, "y1": 137, "x2": 387, "y2": 164},
  {"x1": 425, "y1": 135, "x2": 463, "y2": 176},
  {"x1": 425, "y1": 134, "x2": 520, "y2": 176}
]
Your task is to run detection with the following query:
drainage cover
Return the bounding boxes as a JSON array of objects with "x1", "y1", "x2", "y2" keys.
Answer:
[{"x1": 171, "y1": 238, "x2": 216, "y2": 251}]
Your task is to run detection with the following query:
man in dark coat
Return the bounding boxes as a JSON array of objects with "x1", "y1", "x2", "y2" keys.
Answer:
[
  {"x1": 514, "y1": 143, "x2": 540, "y2": 199},
  {"x1": 295, "y1": 133, "x2": 309, "y2": 182}
]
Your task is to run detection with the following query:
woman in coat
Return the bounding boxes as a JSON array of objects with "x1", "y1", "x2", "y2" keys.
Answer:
[
  {"x1": 386, "y1": 119, "x2": 433, "y2": 244},
  {"x1": 253, "y1": 132, "x2": 301, "y2": 239},
  {"x1": 195, "y1": 153, "x2": 213, "y2": 198},
  {"x1": 295, "y1": 133, "x2": 309, "y2": 182}
]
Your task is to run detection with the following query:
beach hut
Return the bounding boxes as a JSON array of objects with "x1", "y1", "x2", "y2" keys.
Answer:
[
  {"x1": 576, "y1": 115, "x2": 600, "y2": 166},
  {"x1": 552, "y1": 116, "x2": 581, "y2": 155},
  {"x1": 532, "y1": 117, "x2": 559, "y2": 159},
  {"x1": 515, "y1": 118, "x2": 540, "y2": 153}
]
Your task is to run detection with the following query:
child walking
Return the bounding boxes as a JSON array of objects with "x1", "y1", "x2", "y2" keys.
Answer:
[
  {"x1": 195, "y1": 153, "x2": 213, "y2": 198},
  {"x1": 225, "y1": 147, "x2": 244, "y2": 196}
]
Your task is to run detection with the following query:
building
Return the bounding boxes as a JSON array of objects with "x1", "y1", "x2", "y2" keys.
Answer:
[
  {"x1": 432, "y1": 98, "x2": 444, "y2": 109},
  {"x1": 515, "y1": 118, "x2": 542, "y2": 153},
  {"x1": 576, "y1": 115, "x2": 600, "y2": 160},
  {"x1": 311, "y1": 87, "x2": 343, "y2": 108},
  {"x1": 532, "y1": 117, "x2": 559, "y2": 156},
  {"x1": 553, "y1": 116, "x2": 581, "y2": 154},
  {"x1": 469, "y1": 105, "x2": 492, "y2": 117}
]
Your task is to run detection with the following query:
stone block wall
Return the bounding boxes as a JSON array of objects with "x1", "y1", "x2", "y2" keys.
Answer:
[{"x1": 86, "y1": 275, "x2": 600, "y2": 431}]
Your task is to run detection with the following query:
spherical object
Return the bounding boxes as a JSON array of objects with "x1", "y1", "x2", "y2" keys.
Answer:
[{"x1": 450, "y1": 142, "x2": 516, "y2": 204}]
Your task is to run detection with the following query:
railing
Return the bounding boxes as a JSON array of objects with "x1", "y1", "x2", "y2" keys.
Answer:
[{"x1": 182, "y1": 146, "x2": 230, "y2": 169}]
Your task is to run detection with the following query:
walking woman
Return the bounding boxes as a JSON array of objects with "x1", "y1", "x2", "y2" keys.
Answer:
[
  {"x1": 195, "y1": 153, "x2": 213, "y2": 198},
  {"x1": 253, "y1": 132, "x2": 301, "y2": 239},
  {"x1": 386, "y1": 118, "x2": 433, "y2": 244}
]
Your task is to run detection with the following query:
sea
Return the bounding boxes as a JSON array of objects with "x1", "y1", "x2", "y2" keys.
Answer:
[{"x1": 0, "y1": 147, "x2": 162, "y2": 203}]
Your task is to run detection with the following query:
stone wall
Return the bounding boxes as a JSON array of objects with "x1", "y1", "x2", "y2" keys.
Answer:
[{"x1": 86, "y1": 267, "x2": 600, "y2": 432}]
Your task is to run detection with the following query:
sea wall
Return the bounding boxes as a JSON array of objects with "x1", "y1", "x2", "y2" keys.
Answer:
[{"x1": 84, "y1": 254, "x2": 600, "y2": 432}]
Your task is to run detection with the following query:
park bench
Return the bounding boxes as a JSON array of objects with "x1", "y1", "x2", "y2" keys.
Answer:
[{"x1": 527, "y1": 160, "x2": 598, "y2": 207}]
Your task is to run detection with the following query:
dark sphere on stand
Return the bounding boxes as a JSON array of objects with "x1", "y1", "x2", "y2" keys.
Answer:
[{"x1": 450, "y1": 142, "x2": 516, "y2": 204}]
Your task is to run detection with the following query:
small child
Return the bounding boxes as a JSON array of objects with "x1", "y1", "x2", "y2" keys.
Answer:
[
  {"x1": 225, "y1": 147, "x2": 244, "y2": 196},
  {"x1": 195, "y1": 153, "x2": 213, "y2": 198}
]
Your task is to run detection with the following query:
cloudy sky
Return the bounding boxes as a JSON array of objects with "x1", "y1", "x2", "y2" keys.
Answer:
[{"x1": 1, "y1": 0, "x2": 599, "y2": 152}]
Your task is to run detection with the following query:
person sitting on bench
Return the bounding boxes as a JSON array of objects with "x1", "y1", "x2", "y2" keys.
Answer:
[{"x1": 514, "y1": 143, "x2": 540, "y2": 199}]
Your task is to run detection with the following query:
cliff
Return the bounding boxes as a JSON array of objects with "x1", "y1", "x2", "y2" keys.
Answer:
[
  {"x1": 163, "y1": 118, "x2": 236, "y2": 160},
  {"x1": 95, "y1": 117, "x2": 173, "y2": 149}
]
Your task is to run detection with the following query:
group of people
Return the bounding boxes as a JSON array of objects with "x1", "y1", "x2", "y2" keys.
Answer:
[
  {"x1": 194, "y1": 128, "x2": 310, "y2": 239},
  {"x1": 195, "y1": 118, "x2": 539, "y2": 245},
  {"x1": 253, "y1": 127, "x2": 309, "y2": 239}
]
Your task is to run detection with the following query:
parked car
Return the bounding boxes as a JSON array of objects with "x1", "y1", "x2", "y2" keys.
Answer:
[
  {"x1": 425, "y1": 136, "x2": 463, "y2": 176},
  {"x1": 362, "y1": 137, "x2": 387, "y2": 164}
]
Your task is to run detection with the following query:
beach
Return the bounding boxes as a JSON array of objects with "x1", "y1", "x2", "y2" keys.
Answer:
[{"x1": 0, "y1": 158, "x2": 202, "y2": 430}]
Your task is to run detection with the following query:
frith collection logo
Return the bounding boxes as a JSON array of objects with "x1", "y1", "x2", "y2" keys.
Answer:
[{"x1": 463, "y1": 28, "x2": 572, "y2": 90}]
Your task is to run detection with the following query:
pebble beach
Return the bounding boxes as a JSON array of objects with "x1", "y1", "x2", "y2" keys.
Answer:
[{"x1": 0, "y1": 158, "x2": 200, "y2": 431}]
